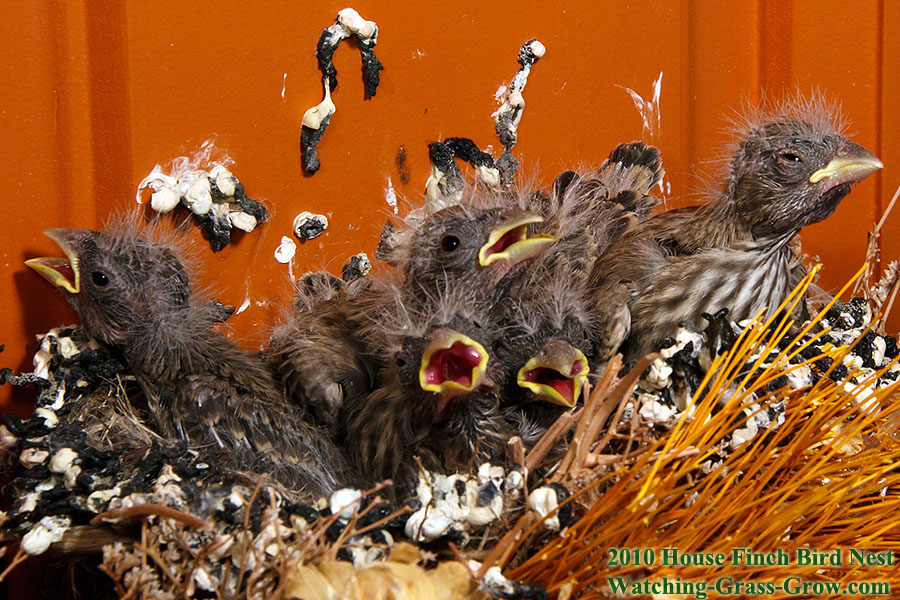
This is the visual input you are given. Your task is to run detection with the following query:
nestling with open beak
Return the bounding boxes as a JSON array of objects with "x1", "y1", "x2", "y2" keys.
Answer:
[
  {"x1": 496, "y1": 141, "x2": 664, "y2": 411},
  {"x1": 341, "y1": 284, "x2": 514, "y2": 492},
  {"x1": 589, "y1": 94, "x2": 884, "y2": 362},
  {"x1": 270, "y1": 200, "x2": 558, "y2": 438},
  {"x1": 383, "y1": 199, "x2": 557, "y2": 305},
  {"x1": 26, "y1": 222, "x2": 352, "y2": 497}
]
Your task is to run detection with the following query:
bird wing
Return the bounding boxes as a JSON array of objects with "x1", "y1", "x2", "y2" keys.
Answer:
[
  {"x1": 268, "y1": 274, "x2": 379, "y2": 430},
  {"x1": 172, "y1": 374, "x2": 347, "y2": 495}
]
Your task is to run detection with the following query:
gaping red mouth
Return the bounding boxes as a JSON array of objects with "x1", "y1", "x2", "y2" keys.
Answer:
[
  {"x1": 517, "y1": 341, "x2": 589, "y2": 407},
  {"x1": 520, "y1": 364, "x2": 583, "y2": 405},
  {"x1": 25, "y1": 229, "x2": 86, "y2": 294},
  {"x1": 419, "y1": 329, "x2": 490, "y2": 399},
  {"x1": 422, "y1": 342, "x2": 484, "y2": 388},
  {"x1": 478, "y1": 211, "x2": 555, "y2": 267}
]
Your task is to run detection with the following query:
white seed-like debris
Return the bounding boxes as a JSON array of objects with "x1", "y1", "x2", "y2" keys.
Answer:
[
  {"x1": 873, "y1": 336, "x2": 887, "y2": 367},
  {"x1": 786, "y1": 364, "x2": 814, "y2": 390},
  {"x1": 228, "y1": 211, "x2": 258, "y2": 233},
  {"x1": 211, "y1": 165, "x2": 237, "y2": 197},
  {"x1": 135, "y1": 146, "x2": 264, "y2": 244},
  {"x1": 423, "y1": 163, "x2": 464, "y2": 210},
  {"x1": 63, "y1": 465, "x2": 82, "y2": 490},
  {"x1": 644, "y1": 357, "x2": 673, "y2": 390},
  {"x1": 493, "y1": 39, "x2": 545, "y2": 145},
  {"x1": 21, "y1": 516, "x2": 71, "y2": 555},
  {"x1": 293, "y1": 212, "x2": 329, "y2": 240},
  {"x1": 731, "y1": 412, "x2": 759, "y2": 448},
  {"x1": 842, "y1": 353, "x2": 864, "y2": 371},
  {"x1": 185, "y1": 175, "x2": 214, "y2": 215},
  {"x1": 151, "y1": 187, "x2": 181, "y2": 213},
  {"x1": 504, "y1": 469, "x2": 524, "y2": 492},
  {"x1": 527, "y1": 486, "x2": 561, "y2": 531},
  {"x1": 405, "y1": 506, "x2": 453, "y2": 542},
  {"x1": 405, "y1": 465, "x2": 508, "y2": 541},
  {"x1": 34, "y1": 407, "x2": 58, "y2": 428},
  {"x1": 192, "y1": 567, "x2": 215, "y2": 593},
  {"x1": 274, "y1": 236, "x2": 297, "y2": 264},
  {"x1": 384, "y1": 176, "x2": 398, "y2": 214},
  {"x1": 301, "y1": 87, "x2": 336, "y2": 130},
  {"x1": 479, "y1": 565, "x2": 523, "y2": 597},
  {"x1": 86, "y1": 488, "x2": 122, "y2": 514},
  {"x1": 638, "y1": 393, "x2": 676, "y2": 424},
  {"x1": 329, "y1": 488, "x2": 362, "y2": 520},
  {"x1": 475, "y1": 165, "x2": 501, "y2": 187},
  {"x1": 661, "y1": 326, "x2": 704, "y2": 360},
  {"x1": 20, "y1": 448, "x2": 49, "y2": 468},
  {"x1": 48, "y1": 448, "x2": 78, "y2": 474}
]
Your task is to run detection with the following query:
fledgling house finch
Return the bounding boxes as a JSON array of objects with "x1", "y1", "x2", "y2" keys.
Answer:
[
  {"x1": 498, "y1": 142, "x2": 664, "y2": 408},
  {"x1": 341, "y1": 284, "x2": 511, "y2": 491},
  {"x1": 266, "y1": 271, "x2": 381, "y2": 431},
  {"x1": 269, "y1": 201, "x2": 556, "y2": 436},
  {"x1": 589, "y1": 95, "x2": 883, "y2": 361},
  {"x1": 26, "y1": 223, "x2": 350, "y2": 497}
]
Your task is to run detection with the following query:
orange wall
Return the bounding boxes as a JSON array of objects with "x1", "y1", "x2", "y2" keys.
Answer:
[{"x1": 1, "y1": 1, "x2": 897, "y2": 413}]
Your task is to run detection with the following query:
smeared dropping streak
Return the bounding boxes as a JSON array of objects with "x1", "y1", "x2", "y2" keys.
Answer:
[{"x1": 300, "y1": 8, "x2": 383, "y2": 174}]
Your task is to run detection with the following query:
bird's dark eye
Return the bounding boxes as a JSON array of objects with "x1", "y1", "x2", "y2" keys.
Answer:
[
  {"x1": 91, "y1": 271, "x2": 110, "y2": 287},
  {"x1": 778, "y1": 151, "x2": 803, "y2": 163},
  {"x1": 441, "y1": 235, "x2": 460, "y2": 252}
]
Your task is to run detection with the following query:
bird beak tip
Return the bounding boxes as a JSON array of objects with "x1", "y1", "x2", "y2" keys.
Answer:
[
  {"x1": 809, "y1": 146, "x2": 883, "y2": 184},
  {"x1": 25, "y1": 228, "x2": 85, "y2": 294},
  {"x1": 478, "y1": 211, "x2": 556, "y2": 267}
]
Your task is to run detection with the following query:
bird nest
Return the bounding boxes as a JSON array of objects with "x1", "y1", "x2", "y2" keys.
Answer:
[{"x1": 2, "y1": 266, "x2": 900, "y2": 599}]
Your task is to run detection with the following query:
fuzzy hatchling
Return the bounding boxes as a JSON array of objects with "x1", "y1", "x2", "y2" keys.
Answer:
[
  {"x1": 26, "y1": 223, "x2": 350, "y2": 497},
  {"x1": 268, "y1": 202, "x2": 556, "y2": 433},
  {"x1": 498, "y1": 142, "x2": 664, "y2": 409},
  {"x1": 589, "y1": 96, "x2": 883, "y2": 362}
]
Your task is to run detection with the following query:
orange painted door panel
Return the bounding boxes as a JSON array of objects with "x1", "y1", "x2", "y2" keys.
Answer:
[{"x1": 1, "y1": 1, "x2": 895, "y2": 412}]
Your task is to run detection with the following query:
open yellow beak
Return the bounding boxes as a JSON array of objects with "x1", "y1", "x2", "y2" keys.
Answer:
[
  {"x1": 809, "y1": 145, "x2": 883, "y2": 185},
  {"x1": 25, "y1": 229, "x2": 85, "y2": 294},
  {"x1": 517, "y1": 340, "x2": 589, "y2": 408},
  {"x1": 419, "y1": 328, "x2": 491, "y2": 400},
  {"x1": 478, "y1": 211, "x2": 555, "y2": 267}
]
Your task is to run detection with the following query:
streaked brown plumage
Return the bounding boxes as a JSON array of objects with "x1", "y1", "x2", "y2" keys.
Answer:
[
  {"x1": 342, "y1": 284, "x2": 511, "y2": 490},
  {"x1": 497, "y1": 142, "x2": 664, "y2": 407},
  {"x1": 270, "y1": 202, "x2": 555, "y2": 438},
  {"x1": 589, "y1": 97, "x2": 883, "y2": 362},
  {"x1": 26, "y1": 223, "x2": 350, "y2": 497},
  {"x1": 266, "y1": 271, "x2": 380, "y2": 430}
]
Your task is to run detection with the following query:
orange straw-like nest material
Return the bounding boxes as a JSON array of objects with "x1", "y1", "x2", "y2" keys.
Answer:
[{"x1": 500, "y1": 264, "x2": 900, "y2": 599}]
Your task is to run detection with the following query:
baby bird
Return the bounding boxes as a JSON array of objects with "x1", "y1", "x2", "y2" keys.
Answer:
[
  {"x1": 589, "y1": 97, "x2": 883, "y2": 362},
  {"x1": 341, "y1": 284, "x2": 511, "y2": 491},
  {"x1": 498, "y1": 142, "x2": 664, "y2": 408},
  {"x1": 269, "y1": 202, "x2": 556, "y2": 433},
  {"x1": 26, "y1": 224, "x2": 350, "y2": 497},
  {"x1": 266, "y1": 271, "x2": 380, "y2": 430}
]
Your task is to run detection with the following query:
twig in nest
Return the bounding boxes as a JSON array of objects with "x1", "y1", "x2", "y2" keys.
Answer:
[
  {"x1": 584, "y1": 445, "x2": 700, "y2": 469},
  {"x1": 134, "y1": 541, "x2": 180, "y2": 586},
  {"x1": 474, "y1": 516, "x2": 531, "y2": 580},
  {"x1": 853, "y1": 182, "x2": 900, "y2": 298},
  {"x1": 0, "y1": 545, "x2": 27, "y2": 583},
  {"x1": 91, "y1": 503, "x2": 213, "y2": 531},
  {"x1": 524, "y1": 410, "x2": 578, "y2": 472}
]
